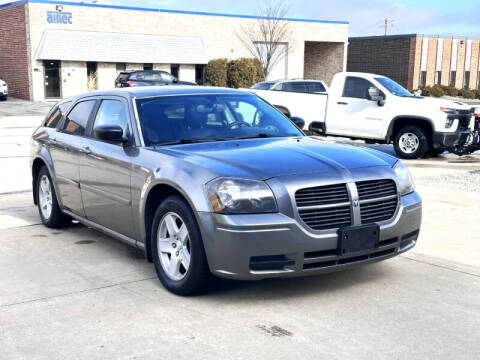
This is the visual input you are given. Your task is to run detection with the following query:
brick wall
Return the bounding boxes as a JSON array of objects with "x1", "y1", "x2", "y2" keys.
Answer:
[
  {"x1": 347, "y1": 36, "x2": 412, "y2": 90},
  {"x1": 0, "y1": 4, "x2": 31, "y2": 99},
  {"x1": 425, "y1": 38, "x2": 438, "y2": 86},
  {"x1": 440, "y1": 38, "x2": 452, "y2": 86},
  {"x1": 304, "y1": 42, "x2": 344, "y2": 85},
  {"x1": 469, "y1": 40, "x2": 479, "y2": 90},
  {"x1": 455, "y1": 40, "x2": 466, "y2": 89}
]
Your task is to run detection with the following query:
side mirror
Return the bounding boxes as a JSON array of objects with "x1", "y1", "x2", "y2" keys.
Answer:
[
  {"x1": 367, "y1": 86, "x2": 385, "y2": 106},
  {"x1": 94, "y1": 125, "x2": 128, "y2": 143},
  {"x1": 290, "y1": 116, "x2": 305, "y2": 130}
]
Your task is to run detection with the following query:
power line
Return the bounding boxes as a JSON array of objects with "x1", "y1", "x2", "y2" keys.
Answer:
[{"x1": 377, "y1": 18, "x2": 394, "y2": 36}]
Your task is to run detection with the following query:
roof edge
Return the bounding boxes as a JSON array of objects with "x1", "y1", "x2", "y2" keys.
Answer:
[{"x1": 0, "y1": 0, "x2": 349, "y2": 24}]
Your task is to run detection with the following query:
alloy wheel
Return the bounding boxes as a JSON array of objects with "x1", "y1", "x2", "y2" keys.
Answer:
[
  {"x1": 157, "y1": 212, "x2": 191, "y2": 281},
  {"x1": 38, "y1": 174, "x2": 53, "y2": 220}
]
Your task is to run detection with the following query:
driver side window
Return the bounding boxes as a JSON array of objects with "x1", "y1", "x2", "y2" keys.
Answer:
[
  {"x1": 342, "y1": 76, "x2": 379, "y2": 99},
  {"x1": 93, "y1": 100, "x2": 128, "y2": 140},
  {"x1": 230, "y1": 101, "x2": 258, "y2": 125}
]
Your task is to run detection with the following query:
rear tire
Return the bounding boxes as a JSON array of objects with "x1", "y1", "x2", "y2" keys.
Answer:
[
  {"x1": 151, "y1": 195, "x2": 212, "y2": 296},
  {"x1": 393, "y1": 125, "x2": 428, "y2": 159},
  {"x1": 0, "y1": 95, "x2": 7, "y2": 101},
  {"x1": 36, "y1": 166, "x2": 70, "y2": 228}
]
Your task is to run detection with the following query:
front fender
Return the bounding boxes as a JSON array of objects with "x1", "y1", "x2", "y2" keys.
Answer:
[{"x1": 31, "y1": 142, "x2": 63, "y2": 207}]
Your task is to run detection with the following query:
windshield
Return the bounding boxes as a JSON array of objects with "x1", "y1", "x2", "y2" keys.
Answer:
[
  {"x1": 136, "y1": 94, "x2": 303, "y2": 146},
  {"x1": 375, "y1": 77, "x2": 413, "y2": 97},
  {"x1": 252, "y1": 82, "x2": 275, "y2": 90}
]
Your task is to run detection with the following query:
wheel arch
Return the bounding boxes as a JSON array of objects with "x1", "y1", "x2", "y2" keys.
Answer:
[
  {"x1": 31, "y1": 154, "x2": 58, "y2": 206},
  {"x1": 386, "y1": 116, "x2": 435, "y2": 144},
  {"x1": 141, "y1": 181, "x2": 199, "y2": 263}
]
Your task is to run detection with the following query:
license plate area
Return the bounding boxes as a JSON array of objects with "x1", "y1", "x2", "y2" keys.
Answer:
[{"x1": 338, "y1": 224, "x2": 379, "y2": 255}]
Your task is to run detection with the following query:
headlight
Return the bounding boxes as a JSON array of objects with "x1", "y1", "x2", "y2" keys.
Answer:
[
  {"x1": 392, "y1": 160, "x2": 414, "y2": 196},
  {"x1": 440, "y1": 107, "x2": 457, "y2": 114},
  {"x1": 206, "y1": 177, "x2": 277, "y2": 214}
]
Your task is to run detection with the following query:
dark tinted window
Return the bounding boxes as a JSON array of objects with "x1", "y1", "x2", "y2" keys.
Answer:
[
  {"x1": 117, "y1": 72, "x2": 130, "y2": 81},
  {"x1": 342, "y1": 77, "x2": 376, "y2": 99},
  {"x1": 93, "y1": 100, "x2": 128, "y2": 138},
  {"x1": 44, "y1": 101, "x2": 71, "y2": 128},
  {"x1": 283, "y1": 82, "x2": 307, "y2": 93},
  {"x1": 144, "y1": 63, "x2": 153, "y2": 70},
  {"x1": 130, "y1": 72, "x2": 145, "y2": 81},
  {"x1": 171, "y1": 64, "x2": 179, "y2": 79},
  {"x1": 63, "y1": 100, "x2": 96, "y2": 136},
  {"x1": 305, "y1": 82, "x2": 326, "y2": 93},
  {"x1": 252, "y1": 82, "x2": 275, "y2": 90}
]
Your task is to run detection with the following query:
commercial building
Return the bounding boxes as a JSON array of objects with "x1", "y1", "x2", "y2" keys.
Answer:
[
  {"x1": 0, "y1": 0, "x2": 348, "y2": 101},
  {"x1": 347, "y1": 34, "x2": 480, "y2": 91}
]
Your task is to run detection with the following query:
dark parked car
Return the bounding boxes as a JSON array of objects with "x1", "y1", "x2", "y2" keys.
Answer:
[
  {"x1": 31, "y1": 86, "x2": 422, "y2": 295},
  {"x1": 115, "y1": 70, "x2": 197, "y2": 88}
]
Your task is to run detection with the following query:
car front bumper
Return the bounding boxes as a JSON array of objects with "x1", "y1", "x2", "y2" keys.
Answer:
[
  {"x1": 432, "y1": 130, "x2": 470, "y2": 149},
  {"x1": 197, "y1": 191, "x2": 422, "y2": 280}
]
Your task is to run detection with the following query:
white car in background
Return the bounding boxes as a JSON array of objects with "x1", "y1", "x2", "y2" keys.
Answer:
[{"x1": 0, "y1": 79, "x2": 8, "y2": 101}]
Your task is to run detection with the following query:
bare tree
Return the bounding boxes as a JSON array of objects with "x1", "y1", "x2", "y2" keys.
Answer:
[{"x1": 236, "y1": 0, "x2": 292, "y2": 79}]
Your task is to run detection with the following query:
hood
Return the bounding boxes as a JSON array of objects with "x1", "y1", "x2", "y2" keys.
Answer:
[
  {"x1": 399, "y1": 96, "x2": 471, "y2": 110},
  {"x1": 154, "y1": 137, "x2": 397, "y2": 180}
]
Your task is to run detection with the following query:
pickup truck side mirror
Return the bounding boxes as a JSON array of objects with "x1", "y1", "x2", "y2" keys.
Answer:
[
  {"x1": 94, "y1": 125, "x2": 129, "y2": 144},
  {"x1": 367, "y1": 86, "x2": 385, "y2": 106},
  {"x1": 290, "y1": 116, "x2": 305, "y2": 130}
]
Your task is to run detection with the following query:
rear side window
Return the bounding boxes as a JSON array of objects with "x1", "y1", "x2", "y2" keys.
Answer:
[
  {"x1": 305, "y1": 82, "x2": 326, "y2": 93},
  {"x1": 63, "y1": 100, "x2": 96, "y2": 136},
  {"x1": 130, "y1": 73, "x2": 145, "y2": 81},
  {"x1": 117, "y1": 72, "x2": 130, "y2": 81},
  {"x1": 93, "y1": 100, "x2": 129, "y2": 138},
  {"x1": 44, "y1": 101, "x2": 71, "y2": 128},
  {"x1": 283, "y1": 82, "x2": 307, "y2": 93},
  {"x1": 342, "y1": 77, "x2": 377, "y2": 99}
]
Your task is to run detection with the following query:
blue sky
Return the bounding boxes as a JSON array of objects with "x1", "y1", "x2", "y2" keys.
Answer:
[{"x1": 2, "y1": 0, "x2": 479, "y2": 37}]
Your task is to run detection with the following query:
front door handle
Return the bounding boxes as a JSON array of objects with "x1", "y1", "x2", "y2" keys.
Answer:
[
  {"x1": 48, "y1": 137, "x2": 57, "y2": 145},
  {"x1": 337, "y1": 101, "x2": 348, "y2": 105},
  {"x1": 82, "y1": 146, "x2": 92, "y2": 155}
]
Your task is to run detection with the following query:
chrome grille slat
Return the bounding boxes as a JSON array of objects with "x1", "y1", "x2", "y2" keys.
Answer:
[{"x1": 295, "y1": 179, "x2": 398, "y2": 231}]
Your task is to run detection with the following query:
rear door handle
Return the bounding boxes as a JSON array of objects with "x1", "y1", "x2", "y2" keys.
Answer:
[{"x1": 337, "y1": 101, "x2": 348, "y2": 105}]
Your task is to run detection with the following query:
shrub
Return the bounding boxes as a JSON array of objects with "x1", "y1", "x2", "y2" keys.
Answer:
[
  {"x1": 226, "y1": 58, "x2": 264, "y2": 88},
  {"x1": 443, "y1": 86, "x2": 459, "y2": 97},
  {"x1": 474, "y1": 90, "x2": 480, "y2": 100},
  {"x1": 429, "y1": 85, "x2": 445, "y2": 97},
  {"x1": 458, "y1": 89, "x2": 476, "y2": 99},
  {"x1": 204, "y1": 58, "x2": 228, "y2": 87}
]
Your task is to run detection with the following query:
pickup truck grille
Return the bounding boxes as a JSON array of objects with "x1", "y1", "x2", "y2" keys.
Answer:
[
  {"x1": 295, "y1": 184, "x2": 352, "y2": 230},
  {"x1": 295, "y1": 180, "x2": 398, "y2": 231}
]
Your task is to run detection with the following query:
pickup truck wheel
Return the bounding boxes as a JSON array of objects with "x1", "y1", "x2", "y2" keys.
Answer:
[
  {"x1": 394, "y1": 126, "x2": 428, "y2": 159},
  {"x1": 36, "y1": 166, "x2": 70, "y2": 228},
  {"x1": 151, "y1": 195, "x2": 212, "y2": 296}
]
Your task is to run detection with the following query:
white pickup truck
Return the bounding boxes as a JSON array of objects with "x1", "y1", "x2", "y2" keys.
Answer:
[{"x1": 246, "y1": 72, "x2": 473, "y2": 159}]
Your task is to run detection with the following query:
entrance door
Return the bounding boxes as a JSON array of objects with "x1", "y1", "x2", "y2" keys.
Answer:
[{"x1": 44, "y1": 60, "x2": 61, "y2": 98}]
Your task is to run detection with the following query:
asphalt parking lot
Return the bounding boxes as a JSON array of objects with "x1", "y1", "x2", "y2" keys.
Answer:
[{"x1": 1, "y1": 99, "x2": 479, "y2": 359}]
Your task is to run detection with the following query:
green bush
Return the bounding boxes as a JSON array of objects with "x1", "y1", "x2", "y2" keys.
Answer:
[
  {"x1": 442, "y1": 86, "x2": 459, "y2": 97},
  {"x1": 474, "y1": 90, "x2": 480, "y2": 100},
  {"x1": 226, "y1": 58, "x2": 264, "y2": 89},
  {"x1": 204, "y1": 58, "x2": 228, "y2": 87},
  {"x1": 458, "y1": 89, "x2": 476, "y2": 99},
  {"x1": 429, "y1": 85, "x2": 445, "y2": 97}
]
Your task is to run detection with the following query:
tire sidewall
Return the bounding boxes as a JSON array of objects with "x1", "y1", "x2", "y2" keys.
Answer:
[
  {"x1": 36, "y1": 166, "x2": 66, "y2": 227},
  {"x1": 394, "y1": 126, "x2": 428, "y2": 159},
  {"x1": 151, "y1": 195, "x2": 209, "y2": 295}
]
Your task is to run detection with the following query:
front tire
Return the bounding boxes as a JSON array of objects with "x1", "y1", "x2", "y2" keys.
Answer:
[
  {"x1": 36, "y1": 166, "x2": 70, "y2": 228},
  {"x1": 151, "y1": 195, "x2": 211, "y2": 296},
  {"x1": 393, "y1": 125, "x2": 429, "y2": 159}
]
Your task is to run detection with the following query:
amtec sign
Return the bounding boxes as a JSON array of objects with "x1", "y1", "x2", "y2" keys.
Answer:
[{"x1": 46, "y1": 11, "x2": 72, "y2": 24}]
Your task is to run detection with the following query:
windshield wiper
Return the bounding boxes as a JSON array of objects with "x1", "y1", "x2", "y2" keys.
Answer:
[
  {"x1": 232, "y1": 133, "x2": 297, "y2": 140},
  {"x1": 153, "y1": 138, "x2": 232, "y2": 146}
]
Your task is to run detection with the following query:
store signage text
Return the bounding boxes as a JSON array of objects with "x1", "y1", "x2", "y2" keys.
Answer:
[{"x1": 46, "y1": 11, "x2": 72, "y2": 24}]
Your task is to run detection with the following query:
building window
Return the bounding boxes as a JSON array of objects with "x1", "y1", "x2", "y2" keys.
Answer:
[
  {"x1": 195, "y1": 65, "x2": 205, "y2": 85},
  {"x1": 171, "y1": 64, "x2": 179, "y2": 79},
  {"x1": 450, "y1": 71, "x2": 456, "y2": 86},
  {"x1": 435, "y1": 71, "x2": 441, "y2": 85},
  {"x1": 143, "y1": 63, "x2": 153, "y2": 70},
  {"x1": 464, "y1": 71, "x2": 470, "y2": 89},
  {"x1": 116, "y1": 63, "x2": 126, "y2": 72},
  {"x1": 420, "y1": 71, "x2": 426, "y2": 87},
  {"x1": 87, "y1": 62, "x2": 98, "y2": 91}
]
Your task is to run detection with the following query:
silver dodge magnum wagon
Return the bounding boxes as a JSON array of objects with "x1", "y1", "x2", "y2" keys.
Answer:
[{"x1": 31, "y1": 86, "x2": 422, "y2": 295}]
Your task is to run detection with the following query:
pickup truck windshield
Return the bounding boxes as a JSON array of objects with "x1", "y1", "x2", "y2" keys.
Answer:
[
  {"x1": 252, "y1": 82, "x2": 275, "y2": 90},
  {"x1": 136, "y1": 94, "x2": 303, "y2": 146},
  {"x1": 375, "y1": 77, "x2": 413, "y2": 97}
]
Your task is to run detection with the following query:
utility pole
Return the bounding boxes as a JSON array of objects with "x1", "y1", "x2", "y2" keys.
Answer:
[{"x1": 378, "y1": 18, "x2": 394, "y2": 36}]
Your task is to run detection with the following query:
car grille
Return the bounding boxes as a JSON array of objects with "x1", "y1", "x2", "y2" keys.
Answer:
[
  {"x1": 295, "y1": 180, "x2": 398, "y2": 231},
  {"x1": 295, "y1": 184, "x2": 352, "y2": 230}
]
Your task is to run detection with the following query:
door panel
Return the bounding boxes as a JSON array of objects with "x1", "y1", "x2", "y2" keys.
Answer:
[
  {"x1": 80, "y1": 98, "x2": 134, "y2": 238},
  {"x1": 48, "y1": 132, "x2": 85, "y2": 216}
]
